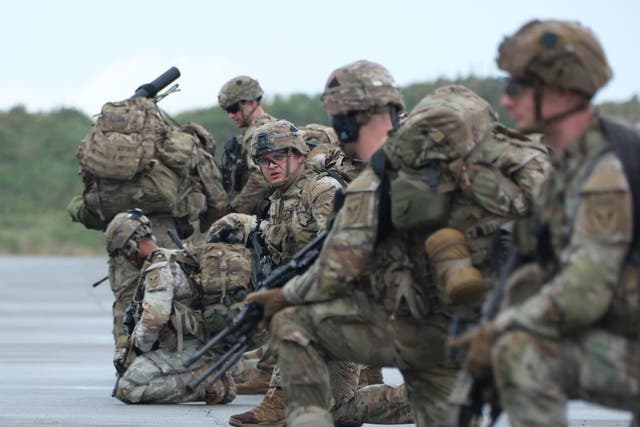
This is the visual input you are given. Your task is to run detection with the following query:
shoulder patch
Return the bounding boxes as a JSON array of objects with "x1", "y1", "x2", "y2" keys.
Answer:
[
  {"x1": 341, "y1": 191, "x2": 377, "y2": 229},
  {"x1": 145, "y1": 269, "x2": 162, "y2": 289},
  {"x1": 577, "y1": 192, "x2": 632, "y2": 240}
]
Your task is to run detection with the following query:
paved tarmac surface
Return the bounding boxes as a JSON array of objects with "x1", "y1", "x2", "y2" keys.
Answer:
[{"x1": 0, "y1": 256, "x2": 633, "y2": 426}]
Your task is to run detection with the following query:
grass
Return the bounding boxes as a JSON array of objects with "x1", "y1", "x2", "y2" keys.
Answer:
[{"x1": 0, "y1": 211, "x2": 103, "y2": 255}]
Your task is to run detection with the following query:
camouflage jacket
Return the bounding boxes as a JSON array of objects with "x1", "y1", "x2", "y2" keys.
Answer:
[
  {"x1": 227, "y1": 113, "x2": 278, "y2": 214},
  {"x1": 495, "y1": 118, "x2": 638, "y2": 339},
  {"x1": 132, "y1": 249, "x2": 203, "y2": 352},
  {"x1": 283, "y1": 143, "x2": 549, "y2": 324},
  {"x1": 264, "y1": 169, "x2": 343, "y2": 266}
]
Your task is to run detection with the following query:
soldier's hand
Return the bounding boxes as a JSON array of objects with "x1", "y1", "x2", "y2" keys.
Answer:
[
  {"x1": 113, "y1": 347, "x2": 129, "y2": 375},
  {"x1": 246, "y1": 288, "x2": 289, "y2": 320},
  {"x1": 448, "y1": 323, "x2": 497, "y2": 379},
  {"x1": 207, "y1": 213, "x2": 256, "y2": 244}
]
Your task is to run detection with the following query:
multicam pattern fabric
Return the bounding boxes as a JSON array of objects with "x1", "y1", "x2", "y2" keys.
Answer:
[
  {"x1": 321, "y1": 60, "x2": 404, "y2": 116},
  {"x1": 108, "y1": 213, "x2": 182, "y2": 352},
  {"x1": 114, "y1": 249, "x2": 234, "y2": 404},
  {"x1": 491, "y1": 119, "x2": 640, "y2": 426},
  {"x1": 497, "y1": 19, "x2": 611, "y2": 96},
  {"x1": 264, "y1": 170, "x2": 342, "y2": 265},
  {"x1": 276, "y1": 86, "x2": 552, "y2": 426},
  {"x1": 250, "y1": 120, "x2": 309, "y2": 157},
  {"x1": 217, "y1": 75, "x2": 263, "y2": 110}
]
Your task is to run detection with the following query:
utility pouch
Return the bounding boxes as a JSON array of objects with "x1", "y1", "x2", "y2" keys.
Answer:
[{"x1": 390, "y1": 170, "x2": 451, "y2": 231}]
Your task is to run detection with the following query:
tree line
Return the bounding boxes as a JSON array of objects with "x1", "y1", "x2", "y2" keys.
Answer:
[{"x1": 1, "y1": 76, "x2": 638, "y2": 254}]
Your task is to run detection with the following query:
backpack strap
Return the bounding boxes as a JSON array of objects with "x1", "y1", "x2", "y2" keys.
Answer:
[
  {"x1": 327, "y1": 169, "x2": 348, "y2": 188},
  {"x1": 599, "y1": 117, "x2": 640, "y2": 249},
  {"x1": 370, "y1": 149, "x2": 394, "y2": 243}
]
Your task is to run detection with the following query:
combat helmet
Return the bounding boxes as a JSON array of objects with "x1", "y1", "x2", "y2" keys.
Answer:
[
  {"x1": 250, "y1": 120, "x2": 310, "y2": 158},
  {"x1": 321, "y1": 60, "x2": 404, "y2": 116},
  {"x1": 218, "y1": 76, "x2": 264, "y2": 110},
  {"x1": 497, "y1": 19, "x2": 611, "y2": 97},
  {"x1": 105, "y1": 209, "x2": 153, "y2": 258},
  {"x1": 383, "y1": 85, "x2": 497, "y2": 173}
]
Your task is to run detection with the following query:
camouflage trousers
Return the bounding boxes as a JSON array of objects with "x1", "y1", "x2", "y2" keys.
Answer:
[
  {"x1": 493, "y1": 328, "x2": 640, "y2": 427},
  {"x1": 115, "y1": 338, "x2": 216, "y2": 404},
  {"x1": 270, "y1": 290, "x2": 457, "y2": 427},
  {"x1": 264, "y1": 343, "x2": 412, "y2": 424}
]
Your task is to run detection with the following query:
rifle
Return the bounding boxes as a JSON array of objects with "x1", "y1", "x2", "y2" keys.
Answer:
[
  {"x1": 129, "y1": 66, "x2": 181, "y2": 99},
  {"x1": 247, "y1": 214, "x2": 276, "y2": 290},
  {"x1": 183, "y1": 230, "x2": 328, "y2": 391},
  {"x1": 221, "y1": 136, "x2": 243, "y2": 193},
  {"x1": 440, "y1": 226, "x2": 528, "y2": 427}
]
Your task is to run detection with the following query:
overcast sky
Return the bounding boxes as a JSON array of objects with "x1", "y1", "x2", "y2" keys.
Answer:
[{"x1": 4, "y1": 0, "x2": 638, "y2": 115}]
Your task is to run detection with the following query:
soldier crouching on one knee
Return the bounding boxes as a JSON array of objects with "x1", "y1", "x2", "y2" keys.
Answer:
[
  {"x1": 105, "y1": 209, "x2": 235, "y2": 405},
  {"x1": 454, "y1": 19, "x2": 640, "y2": 427}
]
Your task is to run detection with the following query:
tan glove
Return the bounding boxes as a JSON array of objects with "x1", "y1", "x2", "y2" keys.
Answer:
[
  {"x1": 246, "y1": 288, "x2": 289, "y2": 319},
  {"x1": 448, "y1": 323, "x2": 497, "y2": 380}
]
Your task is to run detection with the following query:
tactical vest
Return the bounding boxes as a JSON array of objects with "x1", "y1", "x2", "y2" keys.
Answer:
[{"x1": 264, "y1": 170, "x2": 342, "y2": 265}]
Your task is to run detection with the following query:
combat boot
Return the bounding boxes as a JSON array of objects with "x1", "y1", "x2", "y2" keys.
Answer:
[
  {"x1": 235, "y1": 365, "x2": 272, "y2": 395},
  {"x1": 205, "y1": 372, "x2": 237, "y2": 405},
  {"x1": 228, "y1": 387, "x2": 286, "y2": 427}
]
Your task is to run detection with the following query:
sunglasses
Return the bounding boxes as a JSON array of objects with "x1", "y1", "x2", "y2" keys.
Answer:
[
  {"x1": 503, "y1": 77, "x2": 534, "y2": 98},
  {"x1": 225, "y1": 102, "x2": 241, "y2": 114},
  {"x1": 255, "y1": 151, "x2": 289, "y2": 166}
]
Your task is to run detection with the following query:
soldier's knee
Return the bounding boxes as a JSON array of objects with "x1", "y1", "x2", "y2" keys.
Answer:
[{"x1": 271, "y1": 306, "x2": 311, "y2": 346}]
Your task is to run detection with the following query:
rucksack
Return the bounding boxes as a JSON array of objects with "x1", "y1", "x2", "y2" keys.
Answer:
[{"x1": 77, "y1": 98, "x2": 223, "y2": 223}]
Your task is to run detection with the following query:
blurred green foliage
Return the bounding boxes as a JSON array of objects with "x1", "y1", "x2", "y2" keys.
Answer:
[{"x1": 1, "y1": 78, "x2": 638, "y2": 254}]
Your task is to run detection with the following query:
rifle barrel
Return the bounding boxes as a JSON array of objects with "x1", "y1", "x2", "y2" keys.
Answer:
[
  {"x1": 184, "y1": 324, "x2": 233, "y2": 368},
  {"x1": 187, "y1": 336, "x2": 249, "y2": 391}
]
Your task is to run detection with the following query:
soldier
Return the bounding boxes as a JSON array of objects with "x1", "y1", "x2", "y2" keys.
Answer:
[
  {"x1": 104, "y1": 209, "x2": 236, "y2": 404},
  {"x1": 218, "y1": 75, "x2": 278, "y2": 214},
  {"x1": 67, "y1": 97, "x2": 229, "y2": 383},
  {"x1": 455, "y1": 19, "x2": 640, "y2": 427},
  {"x1": 247, "y1": 60, "x2": 550, "y2": 426},
  {"x1": 211, "y1": 119, "x2": 411, "y2": 426}
]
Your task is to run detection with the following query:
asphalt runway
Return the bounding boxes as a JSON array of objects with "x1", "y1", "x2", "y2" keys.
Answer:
[{"x1": 0, "y1": 256, "x2": 633, "y2": 426}]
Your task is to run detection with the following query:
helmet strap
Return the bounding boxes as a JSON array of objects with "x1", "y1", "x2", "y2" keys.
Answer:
[
  {"x1": 240, "y1": 101, "x2": 260, "y2": 127},
  {"x1": 529, "y1": 82, "x2": 589, "y2": 133}
]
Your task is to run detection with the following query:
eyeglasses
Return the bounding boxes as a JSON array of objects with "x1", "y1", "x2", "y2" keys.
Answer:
[
  {"x1": 255, "y1": 151, "x2": 289, "y2": 166},
  {"x1": 225, "y1": 102, "x2": 242, "y2": 114},
  {"x1": 503, "y1": 77, "x2": 534, "y2": 99}
]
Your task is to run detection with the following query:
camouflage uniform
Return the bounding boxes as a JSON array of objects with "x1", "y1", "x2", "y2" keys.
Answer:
[
  {"x1": 271, "y1": 69, "x2": 550, "y2": 426},
  {"x1": 482, "y1": 20, "x2": 640, "y2": 427},
  {"x1": 114, "y1": 248, "x2": 234, "y2": 404},
  {"x1": 218, "y1": 76, "x2": 278, "y2": 214},
  {"x1": 109, "y1": 213, "x2": 201, "y2": 356}
]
